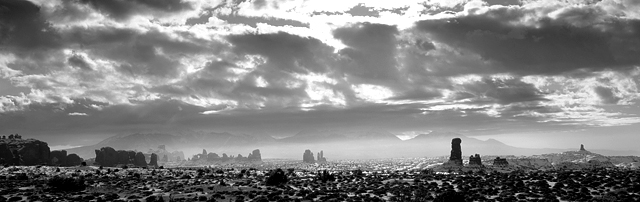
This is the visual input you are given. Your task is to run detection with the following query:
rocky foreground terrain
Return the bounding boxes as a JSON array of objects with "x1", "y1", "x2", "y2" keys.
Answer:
[{"x1": 1, "y1": 158, "x2": 640, "y2": 202}]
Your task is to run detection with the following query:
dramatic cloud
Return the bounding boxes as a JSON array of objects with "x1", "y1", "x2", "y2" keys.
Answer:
[
  {"x1": 414, "y1": 3, "x2": 640, "y2": 76},
  {"x1": 2, "y1": 0, "x2": 640, "y2": 146}
]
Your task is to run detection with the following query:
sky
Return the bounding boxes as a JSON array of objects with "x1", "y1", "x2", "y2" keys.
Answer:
[{"x1": 1, "y1": 0, "x2": 640, "y2": 150}]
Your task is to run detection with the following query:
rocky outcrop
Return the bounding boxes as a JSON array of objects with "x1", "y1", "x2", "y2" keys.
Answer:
[
  {"x1": 149, "y1": 153, "x2": 158, "y2": 167},
  {"x1": 95, "y1": 147, "x2": 118, "y2": 167},
  {"x1": 317, "y1": 150, "x2": 327, "y2": 163},
  {"x1": 0, "y1": 143, "x2": 17, "y2": 165},
  {"x1": 469, "y1": 154, "x2": 482, "y2": 165},
  {"x1": 66, "y1": 154, "x2": 82, "y2": 166},
  {"x1": 1, "y1": 138, "x2": 50, "y2": 166},
  {"x1": 248, "y1": 149, "x2": 262, "y2": 161},
  {"x1": 50, "y1": 150, "x2": 84, "y2": 166},
  {"x1": 95, "y1": 147, "x2": 149, "y2": 167},
  {"x1": 303, "y1": 149, "x2": 315, "y2": 163},
  {"x1": 116, "y1": 150, "x2": 130, "y2": 165},
  {"x1": 134, "y1": 152, "x2": 147, "y2": 167},
  {"x1": 51, "y1": 150, "x2": 67, "y2": 165},
  {"x1": 580, "y1": 144, "x2": 586, "y2": 151}
]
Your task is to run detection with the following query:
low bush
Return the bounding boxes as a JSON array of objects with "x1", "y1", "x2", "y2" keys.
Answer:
[{"x1": 47, "y1": 176, "x2": 86, "y2": 192}]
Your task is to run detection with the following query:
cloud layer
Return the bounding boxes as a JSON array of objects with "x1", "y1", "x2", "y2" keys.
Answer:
[{"x1": 2, "y1": 0, "x2": 640, "y2": 143}]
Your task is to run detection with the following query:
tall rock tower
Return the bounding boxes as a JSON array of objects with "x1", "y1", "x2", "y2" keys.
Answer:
[{"x1": 449, "y1": 138, "x2": 463, "y2": 166}]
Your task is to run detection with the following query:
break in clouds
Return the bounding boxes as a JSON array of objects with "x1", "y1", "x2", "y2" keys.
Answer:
[{"x1": 1, "y1": 0, "x2": 640, "y2": 138}]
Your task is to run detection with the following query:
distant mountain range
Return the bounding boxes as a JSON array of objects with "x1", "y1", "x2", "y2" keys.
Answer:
[{"x1": 65, "y1": 130, "x2": 640, "y2": 160}]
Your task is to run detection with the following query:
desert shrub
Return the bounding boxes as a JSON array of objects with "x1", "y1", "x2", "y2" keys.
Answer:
[
  {"x1": 47, "y1": 176, "x2": 86, "y2": 192},
  {"x1": 145, "y1": 196, "x2": 165, "y2": 202},
  {"x1": 434, "y1": 191, "x2": 465, "y2": 202},
  {"x1": 265, "y1": 168, "x2": 288, "y2": 186}
]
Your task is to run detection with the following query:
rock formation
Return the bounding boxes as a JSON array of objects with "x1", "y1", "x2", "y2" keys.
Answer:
[
  {"x1": 134, "y1": 152, "x2": 147, "y2": 167},
  {"x1": 147, "y1": 145, "x2": 184, "y2": 162},
  {"x1": 50, "y1": 150, "x2": 84, "y2": 166},
  {"x1": 95, "y1": 147, "x2": 150, "y2": 167},
  {"x1": 0, "y1": 143, "x2": 16, "y2": 165},
  {"x1": 127, "y1": 151, "x2": 136, "y2": 164},
  {"x1": 580, "y1": 144, "x2": 586, "y2": 151},
  {"x1": 117, "y1": 150, "x2": 130, "y2": 165},
  {"x1": 95, "y1": 147, "x2": 118, "y2": 167},
  {"x1": 1, "y1": 138, "x2": 50, "y2": 165},
  {"x1": 66, "y1": 154, "x2": 82, "y2": 166},
  {"x1": 247, "y1": 149, "x2": 262, "y2": 161},
  {"x1": 493, "y1": 157, "x2": 509, "y2": 166},
  {"x1": 149, "y1": 153, "x2": 158, "y2": 167},
  {"x1": 469, "y1": 154, "x2": 482, "y2": 166},
  {"x1": 51, "y1": 150, "x2": 67, "y2": 165},
  {"x1": 442, "y1": 138, "x2": 463, "y2": 167},
  {"x1": 317, "y1": 150, "x2": 327, "y2": 163},
  {"x1": 303, "y1": 149, "x2": 315, "y2": 163}
]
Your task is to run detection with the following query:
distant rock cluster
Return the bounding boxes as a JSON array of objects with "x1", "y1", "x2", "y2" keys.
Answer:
[
  {"x1": 303, "y1": 149, "x2": 315, "y2": 163},
  {"x1": 189, "y1": 149, "x2": 262, "y2": 162},
  {"x1": 493, "y1": 157, "x2": 509, "y2": 166},
  {"x1": 94, "y1": 147, "x2": 155, "y2": 167},
  {"x1": 469, "y1": 154, "x2": 482, "y2": 166},
  {"x1": 317, "y1": 150, "x2": 327, "y2": 163},
  {"x1": 248, "y1": 149, "x2": 262, "y2": 161},
  {"x1": 148, "y1": 145, "x2": 185, "y2": 162}
]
